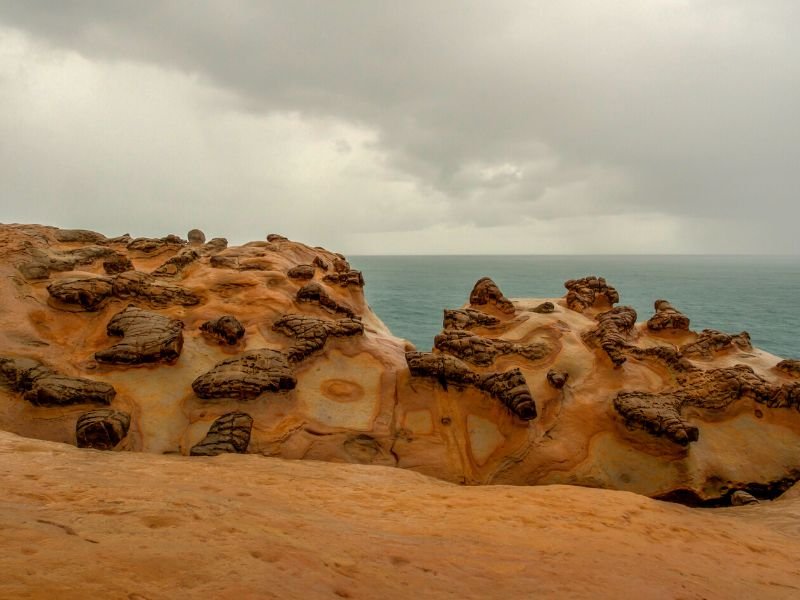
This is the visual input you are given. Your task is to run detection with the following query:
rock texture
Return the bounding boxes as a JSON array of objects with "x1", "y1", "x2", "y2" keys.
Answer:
[
  {"x1": 647, "y1": 299, "x2": 691, "y2": 331},
  {"x1": 200, "y1": 315, "x2": 245, "y2": 345},
  {"x1": 75, "y1": 409, "x2": 131, "y2": 449},
  {"x1": 2, "y1": 223, "x2": 800, "y2": 504},
  {"x1": 95, "y1": 306, "x2": 184, "y2": 365},
  {"x1": 0, "y1": 357, "x2": 115, "y2": 407},
  {"x1": 189, "y1": 411, "x2": 253, "y2": 456}
]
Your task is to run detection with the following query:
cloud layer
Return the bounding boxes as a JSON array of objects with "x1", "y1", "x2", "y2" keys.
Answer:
[{"x1": 0, "y1": 1, "x2": 797, "y2": 253}]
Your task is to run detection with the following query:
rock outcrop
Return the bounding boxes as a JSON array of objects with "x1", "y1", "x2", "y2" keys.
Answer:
[
  {"x1": 296, "y1": 282, "x2": 356, "y2": 318},
  {"x1": 200, "y1": 316, "x2": 245, "y2": 346},
  {"x1": 76, "y1": 409, "x2": 131, "y2": 449},
  {"x1": 191, "y1": 350, "x2": 296, "y2": 399},
  {"x1": 647, "y1": 299, "x2": 691, "y2": 331},
  {"x1": 322, "y1": 270, "x2": 365, "y2": 287},
  {"x1": 272, "y1": 315, "x2": 363, "y2": 362},
  {"x1": 469, "y1": 277, "x2": 515, "y2": 314},
  {"x1": 95, "y1": 306, "x2": 184, "y2": 365},
  {"x1": 442, "y1": 308, "x2": 501, "y2": 330},
  {"x1": 681, "y1": 329, "x2": 752, "y2": 358},
  {"x1": 433, "y1": 329, "x2": 550, "y2": 366},
  {"x1": 0, "y1": 357, "x2": 115, "y2": 407},
  {"x1": 287, "y1": 264, "x2": 315, "y2": 280},
  {"x1": 777, "y1": 359, "x2": 800, "y2": 377},
  {"x1": 564, "y1": 276, "x2": 619, "y2": 312},
  {"x1": 582, "y1": 306, "x2": 638, "y2": 366},
  {"x1": 190, "y1": 412, "x2": 253, "y2": 456},
  {"x1": 127, "y1": 235, "x2": 185, "y2": 254}
]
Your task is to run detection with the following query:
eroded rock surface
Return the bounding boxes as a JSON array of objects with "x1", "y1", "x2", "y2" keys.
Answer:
[
  {"x1": 0, "y1": 357, "x2": 115, "y2": 407},
  {"x1": 583, "y1": 306, "x2": 638, "y2": 366},
  {"x1": 76, "y1": 409, "x2": 131, "y2": 450},
  {"x1": 469, "y1": 277, "x2": 515, "y2": 314},
  {"x1": 127, "y1": 235, "x2": 185, "y2": 254},
  {"x1": 95, "y1": 306, "x2": 184, "y2": 365},
  {"x1": 647, "y1": 299, "x2": 691, "y2": 331},
  {"x1": 681, "y1": 329, "x2": 752, "y2": 358},
  {"x1": 434, "y1": 329, "x2": 550, "y2": 366},
  {"x1": 273, "y1": 315, "x2": 363, "y2": 362},
  {"x1": 531, "y1": 301, "x2": 556, "y2": 314},
  {"x1": 53, "y1": 229, "x2": 107, "y2": 243},
  {"x1": 192, "y1": 350, "x2": 296, "y2": 399},
  {"x1": 187, "y1": 229, "x2": 206, "y2": 245},
  {"x1": 296, "y1": 282, "x2": 356, "y2": 318},
  {"x1": 777, "y1": 359, "x2": 800, "y2": 377},
  {"x1": 287, "y1": 264, "x2": 315, "y2": 280},
  {"x1": 190, "y1": 412, "x2": 253, "y2": 456},
  {"x1": 443, "y1": 308, "x2": 501, "y2": 330},
  {"x1": 102, "y1": 253, "x2": 134, "y2": 275},
  {"x1": 322, "y1": 270, "x2": 365, "y2": 287},
  {"x1": 200, "y1": 316, "x2": 245, "y2": 346},
  {"x1": 112, "y1": 271, "x2": 201, "y2": 306},
  {"x1": 47, "y1": 277, "x2": 115, "y2": 310},
  {"x1": 564, "y1": 276, "x2": 619, "y2": 312},
  {"x1": 152, "y1": 248, "x2": 200, "y2": 277}
]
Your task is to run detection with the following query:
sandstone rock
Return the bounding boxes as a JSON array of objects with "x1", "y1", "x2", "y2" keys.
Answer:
[
  {"x1": 531, "y1": 301, "x2": 556, "y2": 314},
  {"x1": 17, "y1": 261, "x2": 50, "y2": 280},
  {"x1": 0, "y1": 357, "x2": 115, "y2": 407},
  {"x1": 192, "y1": 349, "x2": 296, "y2": 399},
  {"x1": 210, "y1": 255, "x2": 239, "y2": 269},
  {"x1": 20, "y1": 246, "x2": 117, "y2": 280},
  {"x1": 152, "y1": 248, "x2": 200, "y2": 277},
  {"x1": 54, "y1": 229, "x2": 107, "y2": 244},
  {"x1": 469, "y1": 277, "x2": 515, "y2": 314},
  {"x1": 442, "y1": 308, "x2": 500, "y2": 330},
  {"x1": 47, "y1": 277, "x2": 115, "y2": 311},
  {"x1": 266, "y1": 234, "x2": 287, "y2": 242},
  {"x1": 433, "y1": 329, "x2": 550, "y2": 366},
  {"x1": 777, "y1": 359, "x2": 800, "y2": 377},
  {"x1": 287, "y1": 264, "x2": 315, "y2": 280},
  {"x1": 547, "y1": 369, "x2": 569, "y2": 389},
  {"x1": 322, "y1": 270, "x2": 365, "y2": 287},
  {"x1": 190, "y1": 412, "x2": 253, "y2": 456},
  {"x1": 200, "y1": 315, "x2": 245, "y2": 345},
  {"x1": 312, "y1": 256, "x2": 329, "y2": 271},
  {"x1": 112, "y1": 271, "x2": 201, "y2": 306},
  {"x1": 730, "y1": 490, "x2": 759, "y2": 506},
  {"x1": 102, "y1": 253, "x2": 134, "y2": 275},
  {"x1": 582, "y1": 306, "x2": 638, "y2": 366},
  {"x1": 127, "y1": 235, "x2": 185, "y2": 254},
  {"x1": 296, "y1": 282, "x2": 356, "y2": 318},
  {"x1": 681, "y1": 329, "x2": 752, "y2": 358},
  {"x1": 564, "y1": 276, "x2": 619, "y2": 312},
  {"x1": 647, "y1": 299, "x2": 691, "y2": 331},
  {"x1": 273, "y1": 314, "x2": 364, "y2": 362},
  {"x1": 95, "y1": 306, "x2": 184, "y2": 365},
  {"x1": 332, "y1": 255, "x2": 351, "y2": 273},
  {"x1": 203, "y1": 237, "x2": 228, "y2": 253},
  {"x1": 76, "y1": 409, "x2": 131, "y2": 450},
  {"x1": 187, "y1": 229, "x2": 206, "y2": 245}
]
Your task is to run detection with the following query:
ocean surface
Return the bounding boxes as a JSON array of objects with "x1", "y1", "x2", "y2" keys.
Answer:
[{"x1": 349, "y1": 255, "x2": 800, "y2": 359}]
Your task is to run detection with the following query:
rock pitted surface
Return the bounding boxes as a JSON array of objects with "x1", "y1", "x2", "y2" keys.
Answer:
[
  {"x1": 273, "y1": 315, "x2": 363, "y2": 362},
  {"x1": 681, "y1": 329, "x2": 752, "y2": 358},
  {"x1": 0, "y1": 357, "x2": 115, "y2": 407},
  {"x1": 95, "y1": 306, "x2": 184, "y2": 365},
  {"x1": 102, "y1": 253, "x2": 134, "y2": 275},
  {"x1": 47, "y1": 277, "x2": 115, "y2": 310},
  {"x1": 582, "y1": 306, "x2": 638, "y2": 366},
  {"x1": 547, "y1": 369, "x2": 569, "y2": 389},
  {"x1": 53, "y1": 228, "x2": 107, "y2": 243},
  {"x1": 442, "y1": 308, "x2": 501, "y2": 330},
  {"x1": 190, "y1": 412, "x2": 253, "y2": 456},
  {"x1": 112, "y1": 271, "x2": 201, "y2": 307},
  {"x1": 322, "y1": 270, "x2": 365, "y2": 287},
  {"x1": 433, "y1": 329, "x2": 550, "y2": 366},
  {"x1": 287, "y1": 264, "x2": 315, "y2": 280},
  {"x1": 296, "y1": 282, "x2": 356, "y2": 318},
  {"x1": 564, "y1": 276, "x2": 619, "y2": 312},
  {"x1": 777, "y1": 359, "x2": 800, "y2": 377},
  {"x1": 647, "y1": 299, "x2": 691, "y2": 331},
  {"x1": 192, "y1": 349, "x2": 296, "y2": 399},
  {"x1": 531, "y1": 301, "x2": 556, "y2": 314},
  {"x1": 152, "y1": 248, "x2": 200, "y2": 277},
  {"x1": 200, "y1": 315, "x2": 245, "y2": 345},
  {"x1": 76, "y1": 409, "x2": 131, "y2": 449},
  {"x1": 469, "y1": 277, "x2": 515, "y2": 314},
  {"x1": 127, "y1": 235, "x2": 185, "y2": 254}
]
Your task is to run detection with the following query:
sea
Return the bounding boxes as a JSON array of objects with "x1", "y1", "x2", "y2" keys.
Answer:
[{"x1": 349, "y1": 255, "x2": 800, "y2": 360}]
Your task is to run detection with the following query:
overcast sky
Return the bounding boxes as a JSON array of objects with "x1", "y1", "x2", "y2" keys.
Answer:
[{"x1": 0, "y1": 1, "x2": 798, "y2": 253}]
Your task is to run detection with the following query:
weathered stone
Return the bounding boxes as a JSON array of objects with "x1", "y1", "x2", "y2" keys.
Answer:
[
  {"x1": 203, "y1": 238, "x2": 228, "y2": 253},
  {"x1": 210, "y1": 255, "x2": 239, "y2": 269},
  {"x1": 200, "y1": 315, "x2": 245, "y2": 345},
  {"x1": 531, "y1": 302, "x2": 556, "y2": 314},
  {"x1": 312, "y1": 256, "x2": 329, "y2": 271},
  {"x1": 127, "y1": 235, "x2": 185, "y2": 254},
  {"x1": 322, "y1": 270, "x2": 365, "y2": 288},
  {"x1": 190, "y1": 412, "x2": 253, "y2": 456},
  {"x1": 405, "y1": 352, "x2": 478, "y2": 388},
  {"x1": 547, "y1": 369, "x2": 569, "y2": 389},
  {"x1": 47, "y1": 277, "x2": 115, "y2": 311},
  {"x1": 296, "y1": 282, "x2": 356, "y2": 318},
  {"x1": 102, "y1": 253, "x2": 134, "y2": 275},
  {"x1": 681, "y1": 329, "x2": 752, "y2": 358},
  {"x1": 95, "y1": 306, "x2": 184, "y2": 365},
  {"x1": 287, "y1": 264, "x2": 315, "y2": 280},
  {"x1": 564, "y1": 276, "x2": 619, "y2": 312},
  {"x1": 443, "y1": 308, "x2": 500, "y2": 330},
  {"x1": 76, "y1": 409, "x2": 131, "y2": 450},
  {"x1": 266, "y1": 234, "x2": 287, "y2": 242},
  {"x1": 152, "y1": 248, "x2": 200, "y2": 278},
  {"x1": 731, "y1": 490, "x2": 760, "y2": 506},
  {"x1": 469, "y1": 277, "x2": 515, "y2": 314},
  {"x1": 192, "y1": 349, "x2": 296, "y2": 399},
  {"x1": 273, "y1": 314, "x2": 363, "y2": 362},
  {"x1": 583, "y1": 306, "x2": 638, "y2": 367},
  {"x1": 777, "y1": 359, "x2": 800, "y2": 377},
  {"x1": 112, "y1": 271, "x2": 201, "y2": 307},
  {"x1": 187, "y1": 229, "x2": 206, "y2": 244},
  {"x1": 0, "y1": 357, "x2": 115, "y2": 407},
  {"x1": 332, "y1": 256, "x2": 350, "y2": 273},
  {"x1": 18, "y1": 261, "x2": 51, "y2": 280},
  {"x1": 647, "y1": 300, "x2": 691, "y2": 331},
  {"x1": 434, "y1": 330, "x2": 550, "y2": 366},
  {"x1": 54, "y1": 229, "x2": 107, "y2": 243}
]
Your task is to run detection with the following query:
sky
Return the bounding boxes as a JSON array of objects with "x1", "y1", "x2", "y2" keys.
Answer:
[{"x1": 0, "y1": 1, "x2": 797, "y2": 254}]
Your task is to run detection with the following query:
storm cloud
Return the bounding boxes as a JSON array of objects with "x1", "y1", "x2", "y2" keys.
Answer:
[{"x1": 0, "y1": 1, "x2": 797, "y2": 253}]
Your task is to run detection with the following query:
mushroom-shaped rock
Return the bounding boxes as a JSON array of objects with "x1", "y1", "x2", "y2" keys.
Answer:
[
  {"x1": 47, "y1": 277, "x2": 114, "y2": 311},
  {"x1": 187, "y1": 229, "x2": 206, "y2": 244},
  {"x1": 102, "y1": 253, "x2": 134, "y2": 275},
  {"x1": 273, "y1": 314, "x2": 363, "y2": 362},
  {"x1": 95, "y1": 306, "x2": 184, "y2": 365},
  {"x1": 190, "y1": 412, "x2": 253, "y2": 456},
  {"x1": 564, "y1": 276, "x2": 619, "y2": 312},
  {"x1": 200, "y1": 315, "x2": 245, "y2": 345},
  {"x1": 112, "y1": 271, "x2": 200, "y2": 306},
  {"x1": 647, "y1": 300, "x2": 690, "y2": 331},
  {"x1": 469, "y1": 277, "x2": 515, "y2": 314},
  {"x1": 443, "y1": 308, "x2": 501, "y2": 330},
  {"x1": 0, "y1": 357, "x2": 115, "y2": 407},
  {"x1": 76, "y1": 409, "x2": 131, "y2": 450},
  {"x1": 287, "y1": 264, "x2": 315, "y2": 280},
  {"x1": 191, "y1": 349, "x2": 296, "y2": 399},
  {"x1": 433, "y1": 330, "x2": 550, "y2": 366},
  {"x1": 296, "y1": 282, "x2": 356, "y2": 318}
]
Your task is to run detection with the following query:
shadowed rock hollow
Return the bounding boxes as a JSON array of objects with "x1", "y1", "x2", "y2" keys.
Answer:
[{"x1": 2, "y1": 224, "x2": 800, "y2": 505}]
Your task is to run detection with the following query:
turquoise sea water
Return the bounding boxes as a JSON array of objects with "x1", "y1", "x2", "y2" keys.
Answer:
[{"x1": 349, "y1": 255, "x2": 800, "y2": 359}]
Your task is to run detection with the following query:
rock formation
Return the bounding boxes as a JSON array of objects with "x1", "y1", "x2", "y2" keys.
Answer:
[
  {"x1": 582, "y1": 306, "x2": 638, "y2": 366},
  {"x1": 433, "y1": 329, "x2": 550, "y2": 366},
  {"x1": 647, "y1": 299, "x2": 691, "y2": 331},
  {"x1": 272, "y1": 314, "x2": 363, "y2": 362},
  {"x1": 469, "y1": 277, "x2": 515, "y2": 314},
  {"x1": 681, "y1": 329, "x2": 753, "y2": 358},
  {"x1": 296, "y1": 282, "x2": 357, "y2": 318},
  {"x1": 564, "y1": 276, "x2": 619, "y2": 312},
  {"x1": 200, "y1": 315, "x2": 245, "y2": 345},
  {"x1": 0, "y1": 357, "x2": 115, "y2": 406},
  {"x1": 76, "y1": 409, "x2": 131, "y2": 449},
  {"x1": 190, "y1": 411, "x2": 253, "y2": 456},
  {"x1": 191, "y1": 349, "x2": 297, "y2": 399},
  {"x1": 777, "y1": 359, "x2": 800, "y2": 377},
  {"x1": 442, "y1": 308, "x2": 500, "y2": 330},
  {"x1": 322, "y1": 270, "x2": 365, "y2": 287},
  {"x1": 95, "y1": 306, "x2": 184, "y2": 365},
  {"x1": 287, "y1": 264, "x2": 315, "y2": 280}
]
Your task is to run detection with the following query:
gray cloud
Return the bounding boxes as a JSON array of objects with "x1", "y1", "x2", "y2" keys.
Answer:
[{"x1": 0, "y1": 1, "x2": 798, "y2": 253}]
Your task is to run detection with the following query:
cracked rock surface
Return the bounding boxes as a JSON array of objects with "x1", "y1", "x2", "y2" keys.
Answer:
[
  {"x1": 95, "y1": 306, "x2": 184, "y2": 365},
  {"x1": 190, "y1": 412, "x2": 253, "y2": 456}
]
